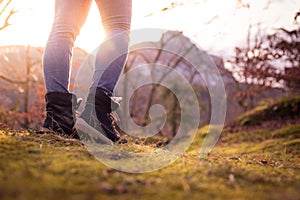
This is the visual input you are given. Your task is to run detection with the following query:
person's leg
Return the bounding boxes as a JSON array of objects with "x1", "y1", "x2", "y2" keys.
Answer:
[
  {"x1": 43, "y1": 0, "x2": 92, "y2": 93},
  {"x1": 77, "y1": 0, "x2": 132, "y2": 143},
  {"x1": 92, "y1": 0, "x2": 132, "y2": 96},
  {"x1": 42, "y1": 0, "x2": 91, "y2": 137}
]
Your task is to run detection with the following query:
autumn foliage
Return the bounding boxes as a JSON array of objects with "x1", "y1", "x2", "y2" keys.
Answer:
[{"x1": 231, "y1": 12, "x2": 300, "y2": 97}]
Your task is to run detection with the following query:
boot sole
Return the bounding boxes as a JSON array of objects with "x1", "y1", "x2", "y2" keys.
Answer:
[{"x1": 75, "y1": 118, "x2": 114, "y2": 145}]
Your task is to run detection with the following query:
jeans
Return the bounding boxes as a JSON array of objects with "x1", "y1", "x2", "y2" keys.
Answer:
[{"x1": 43, "y1": 0, "x2": 132, "y2": 96}]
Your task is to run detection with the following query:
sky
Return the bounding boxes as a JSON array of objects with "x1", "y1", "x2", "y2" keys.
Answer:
[{"x1": 0, "y1": 0, "x2": 299, "y2": 57}]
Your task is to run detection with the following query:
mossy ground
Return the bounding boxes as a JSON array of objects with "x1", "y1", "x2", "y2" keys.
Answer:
[
  {"x1": 237, "y1": 95, "x2": 300, "y2": 126},
  {"x1": 0, "y1": 120, "x2": 299, "y2": 200}
]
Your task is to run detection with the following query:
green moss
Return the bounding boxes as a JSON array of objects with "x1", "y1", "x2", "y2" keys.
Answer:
[
  {"x1": 222, "y1": 129, "x2": 274, "y2": 143},
  {"x1": 272, "y1": 124, "x2": 300, "y2": 138},
  {"x1": 237, "y1": 105, "x2": 268, "y2": 126},
  {"x1": 237, "y1": 95, "x2": 300, "y2": 126},
  {"x1": 0, "y1": 124, "x2": 299, "y2": 200}
]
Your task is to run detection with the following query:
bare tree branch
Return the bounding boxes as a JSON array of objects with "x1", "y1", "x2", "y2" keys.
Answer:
[
  {"x1": 144, "y1": 0, "x2": 204, "y2": 17},
  {"x1": 0, "y1": 8, "x2": 16, "y2": 30},
  {"x1": 262, "y1": 0, "x2": 271, "y2": 10},
  {"x1": 0, "y1": 73, "x2": 25, "y2": 84},
  {"x1": 205, "y1": 15, "x2": 219, "y2": 25},
  {"x1": 0, "y1": 0, "x2": 12, "y2": 16},
  {"x1": 294, "y1": 11, "x2": 300, "y2": 23},
  {"x1": 0, "y1": 0, "x2": 16, "y2": 30}
]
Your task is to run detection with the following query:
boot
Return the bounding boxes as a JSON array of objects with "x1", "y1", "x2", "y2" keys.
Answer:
[
  {"x1": 43, "y1": 92, "x2": 78, "y2": 139},
  {"x1": 76, "y1": 88, "x2": 127, "y2": 144}
]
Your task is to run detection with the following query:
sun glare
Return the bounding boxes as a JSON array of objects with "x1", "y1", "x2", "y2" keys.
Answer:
[{"x1": 0, "y1": 0, "x2": 299, "y2": 55}]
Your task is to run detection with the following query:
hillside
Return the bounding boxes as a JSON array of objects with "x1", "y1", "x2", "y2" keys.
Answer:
[
  {"x1": 0, "y1": 96, "x2": 299, "y2": 200},
  {"x1": 0, "y1": 36, "x2": 284, "y2": 132}
]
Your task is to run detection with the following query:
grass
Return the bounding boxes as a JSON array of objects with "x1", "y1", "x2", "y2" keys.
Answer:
[
  {"x1": 0, "y1": 121, "x2": 299, "y2": 200},
  {"x1": 237, "y1": 95, "x2": 300, "y2": 126},
  {"x1": 0, "y1": 96, "x2": 299, "y2": 200}
]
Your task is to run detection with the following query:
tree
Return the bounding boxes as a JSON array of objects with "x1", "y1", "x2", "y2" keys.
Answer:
[
  {"x1": 116, "y1": 31, "x2": 211, "y2": 140},
  {"x1": 230, "y1": 11, "x2": 300, "y2": 103},
  {"x1": 0, "y1": 0, "x2": 16, "y2": 30},
  {"x1": 0, "y1": 46, "x2": 43, "y2": 129},
  {"x1": 0, "y1": 1, "x2": 46, "y2": 129}
]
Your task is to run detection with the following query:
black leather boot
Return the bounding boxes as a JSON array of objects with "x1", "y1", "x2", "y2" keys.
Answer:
[
  {"x1": 43, "y1": 92, "x2": 78, "y2": 139},
  {"x1": 76, "y1": 88, "x2": 127, "y2": 144}
]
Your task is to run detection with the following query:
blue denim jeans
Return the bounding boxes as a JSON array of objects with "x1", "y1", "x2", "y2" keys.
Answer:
[{"x1": 43, "y1": 0, "x2": 132, "y2": 96}]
